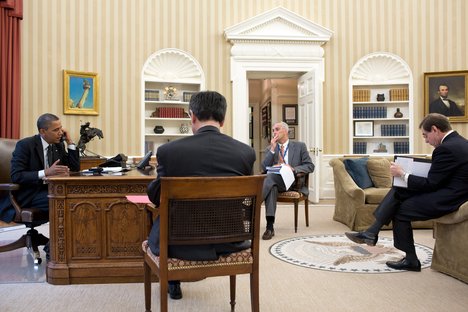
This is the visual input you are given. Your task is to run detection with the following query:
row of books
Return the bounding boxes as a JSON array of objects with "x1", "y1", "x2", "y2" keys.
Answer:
[
  {"x1": 353, "y1": 142, "x2": 368, "y2": 154},
  {"x1": 381, "y1": 124, "x2": 406, "y2": 136},
  {"x1": 389, "y1": 88, "x2": 409, "y2": 101},
  {"x1": 353, "y1": 106, "x2": 387, "y2": 118},
  {"x1": 151, "y1": 107, "x2": 186, "y2": 118},
  {"x1": 353, "y1": 141, "x2": 410, "y2": 154},
  {"x1": 353, "y1": 89, "x2": 371, "y2": 102},
  {"x1": 145, "y1": 89, "x2": 160, "y2": 101},
  {"x1": 394, "y1": 141, "x2": 410, "y2": 154}
]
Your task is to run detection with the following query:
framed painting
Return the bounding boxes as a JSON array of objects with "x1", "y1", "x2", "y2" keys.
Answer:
[
  {"x1": 63, "y1": 70, "x2": 99, "y2": 115},
  {"x1": 424, "y1": 70, "x2": 468, "y2": 122},
  {"x1": 282, "y1": 104, "x2": 298, "y2": 125}
]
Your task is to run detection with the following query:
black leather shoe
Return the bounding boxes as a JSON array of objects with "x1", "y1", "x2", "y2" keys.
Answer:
[
  {"x1": 262, "y1": 229, "x2": 275, "y2": 240},
  {"x1": 168, "y1": 283, "x2": 183, "y2": 300},
  {"x1": 386, "y1": 258, "x2": 421, "y2": 272},
  {"x1": 345, "y1": 231, "x2": 378, "y2": 246}
]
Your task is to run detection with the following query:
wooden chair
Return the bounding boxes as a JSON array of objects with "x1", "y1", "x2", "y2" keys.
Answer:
[
  {"x1": 277, "y1": 172, "x2": 310, "y2": 232},
  {"x1": 0, "y1": 138, "x2": 49, "y2": 264},
  {"x1": 142, "y1": 175, "x2": 265, "y2": 312}
]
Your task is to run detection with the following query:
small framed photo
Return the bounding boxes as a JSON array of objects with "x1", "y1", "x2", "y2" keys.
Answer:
[
  {"x1": 283, "y1": 104, "x2": 298, "y2": 125},
  {"x1": 354, "y1": 121, "x2": 374, "y2": 137},
  {"x1": 183, "y1": 91, "x2": 197, "y2": 103},
  {"x1": 288, "y1": 126, "x2": 296, "y2": 139},
  {"x1": 63, "y1": 70, "x2": 99, "y2": 115}
]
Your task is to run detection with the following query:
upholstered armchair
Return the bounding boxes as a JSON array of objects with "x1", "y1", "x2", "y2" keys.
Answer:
[{"x1": 431, "y1": 201, "x2": 468, "y2": 283}]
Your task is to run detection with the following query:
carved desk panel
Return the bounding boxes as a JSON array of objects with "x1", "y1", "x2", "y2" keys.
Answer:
[{"x1": 46, "y1": 170, "x2": 155, "y2": 284}]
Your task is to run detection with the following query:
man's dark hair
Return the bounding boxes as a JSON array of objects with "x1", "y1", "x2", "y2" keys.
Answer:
[
  {"x1": 438, "y1": 83, "x2": 449, "y2": 91},
  {"x1": 37, "y1": 113, "x2": 59, "y2": 131},
  {"x1": 419, "y1": 113, "x2": 452, "y2": 132},
  {"x1": 189, "y1": 91, "x2": 226, "y2": 123}
]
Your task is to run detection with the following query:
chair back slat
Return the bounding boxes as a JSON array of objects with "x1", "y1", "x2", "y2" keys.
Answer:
[{"x1": 168, "y1": 197, "x2": 256, "y2": 245}]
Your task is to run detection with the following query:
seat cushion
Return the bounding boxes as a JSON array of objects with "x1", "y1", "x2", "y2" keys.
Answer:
[
  {"x1": 343, "y1": 158, "x2": 374, "y2": 189},
  {"x1": 364, "y1": 187, "x2": 391, "y2": 204},
  {"x1": 278, "y1": 191, "x2": 302, "y2": 199},
  {"x1": 142, "y1": 240, "x2": 253, "y2": 271},
  {"x1": 367, "y1": 158, "x2": 392, "y2": 188}
]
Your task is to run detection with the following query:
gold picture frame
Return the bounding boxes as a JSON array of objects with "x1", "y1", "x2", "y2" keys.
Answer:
[
  {"x1": 424, "y1": 70, "x2": 468, "y2": 122},
  {"x1": 63, "y1": 70, "x2": 99, "y2": 115}
]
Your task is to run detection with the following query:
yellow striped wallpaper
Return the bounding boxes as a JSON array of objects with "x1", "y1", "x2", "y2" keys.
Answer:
[{"x1": 20, "y1": 0, "x2": 468, "y2": 156}]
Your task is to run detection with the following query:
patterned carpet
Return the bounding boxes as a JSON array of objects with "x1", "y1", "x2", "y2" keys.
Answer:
[{"x1": 270, "y1": 234, "x2": 433, "y2": 273}]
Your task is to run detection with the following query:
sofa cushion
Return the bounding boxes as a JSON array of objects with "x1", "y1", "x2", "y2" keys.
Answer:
[
  {"x1": 367, "y1": 158, "x2": 392, "y2": 188},
  {"x1": 364, "y1": 187, "x2": 391, "y2": 204},
  {"x1": 343, "y1": 158, "x2": 374, "y2": 189}
]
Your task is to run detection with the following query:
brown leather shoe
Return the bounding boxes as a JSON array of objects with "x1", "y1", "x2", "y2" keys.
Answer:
[{"x1": 262, "y1": 229, "x2": 275, "y2": 240}]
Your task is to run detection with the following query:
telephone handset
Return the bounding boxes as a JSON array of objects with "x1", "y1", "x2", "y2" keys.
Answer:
[{"x1": 60, "y1": 131, "x2": 67, "y2": 143}]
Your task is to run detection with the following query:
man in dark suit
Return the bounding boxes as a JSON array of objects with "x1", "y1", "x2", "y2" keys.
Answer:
[
  {"x1": 429, "y1": 83, "x2": 463, "y2": 116},
  {"x1": 0, "y1": 113, "x2": 80, "y2": 222},
  {"x1": 147, "y1": 91, "x2": 256, "y2": 300},
  {"x1": 346, "y1": 113, "x2": 468, "y2": 271},
  {"x1": 261, "y1": 121, "x2": 314, "y2": 240}
]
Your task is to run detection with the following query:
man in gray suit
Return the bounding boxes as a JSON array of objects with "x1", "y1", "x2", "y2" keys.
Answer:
[{"x1": 261, "y1": 121, "x2": 314, "y2": 240}]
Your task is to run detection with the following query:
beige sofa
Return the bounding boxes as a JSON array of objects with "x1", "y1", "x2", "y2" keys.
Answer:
[
  {"x1": 431, "y1": 201, "x2": 468, "y2": 283},
  {"x1": 329, "y1": 156, "x2": 433, "y2": 231}
]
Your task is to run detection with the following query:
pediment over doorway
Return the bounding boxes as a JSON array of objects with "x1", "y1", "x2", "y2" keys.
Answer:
[{"x1": 224, "y1": 6, "x2": 332, "y2": 45}]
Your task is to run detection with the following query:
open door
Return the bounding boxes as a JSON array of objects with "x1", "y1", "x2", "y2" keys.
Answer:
[{"x1": 297, "y1": 70, "x2": 322, "y2": 203}]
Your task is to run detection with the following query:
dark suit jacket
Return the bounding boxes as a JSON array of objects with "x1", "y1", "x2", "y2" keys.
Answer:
[
  {"x1": 147, "y1": 126, "x2": 256, "y2": 260},
  {"x1": 404, "y1": 131, "x2": 468, "y2": 216},
  {"x1": 429, "y1": 98, "x2": 463, "y2": 116},
  {"x1": 0, "y1": 135, "x2": 80, "y2": 222},
  {"x1": 261, "y1": 140, "x2": 314, "y2": 195}
]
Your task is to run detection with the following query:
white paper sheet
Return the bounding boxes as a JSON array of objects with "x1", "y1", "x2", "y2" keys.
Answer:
[
  {"x1": 393, "y1": 157, "x2": 431, "y2": 188},
  {"x1": 279, "y1": 164, "x2": 295, "y2": 190}
]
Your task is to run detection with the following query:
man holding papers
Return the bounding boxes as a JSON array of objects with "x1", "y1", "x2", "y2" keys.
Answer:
[
  {"x1": 261, "y1": 122, "x2": 314, "y2": 240},
  {"x1": 346, "y1": 113, "x2": 468, "y2": 271}
]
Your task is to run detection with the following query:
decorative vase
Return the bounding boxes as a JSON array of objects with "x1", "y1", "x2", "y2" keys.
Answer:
[
  {"x1": 179, "y1": 123, "x2": 189, "y2": 134},
  {"x1": 394, "y1": 108, "x2": 403, "y2": 118},
  {"x1": 376, "y1": 94, "x2": 385, "y2": 101},
  {"x1": 153, "y1": 125, "x2": 165, "y2": 134}
]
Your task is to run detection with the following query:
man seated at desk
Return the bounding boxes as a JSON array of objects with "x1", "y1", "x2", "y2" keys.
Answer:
[
  {"x1": 0, "y1": 113, "x2": 80, "y2": 223},
  {"x1": 146, "y1": 91, "x2": 256, "y2": 300}
]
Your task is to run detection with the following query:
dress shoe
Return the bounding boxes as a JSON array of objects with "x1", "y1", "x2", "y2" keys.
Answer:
[
  {"x1": 262, "y1": 229, "x2": 275, "y2": 240},
  {"x1": 386, "y1": 258, "x2": 421, "y2": 272},
  {"x1": 168, "y1": 283, "x2": 183, "y2": 300},
  {"x1": 344, "y1": 231, "x2": 378, "y2": 246}
]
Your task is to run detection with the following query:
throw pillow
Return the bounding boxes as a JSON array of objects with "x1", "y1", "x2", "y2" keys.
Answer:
[
  {"x1": 367, "y1": 158, "x2": 392, "y2": 188},
  {"x1": 343, "y1": 158, "x2": 374, "y2": 189}
]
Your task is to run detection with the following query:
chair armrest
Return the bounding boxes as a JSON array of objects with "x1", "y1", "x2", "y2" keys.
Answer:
[
  {"x1": 145, "y1": 203, "x2": 159, "y2": 234},
  {"x1": 0, "y1": 183, "x2": 20, "y2": 191}
]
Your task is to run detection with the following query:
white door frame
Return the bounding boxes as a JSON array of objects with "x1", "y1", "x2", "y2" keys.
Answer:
[{"x1": 225, "y1": 6, "x2": 332, "y2": 199}]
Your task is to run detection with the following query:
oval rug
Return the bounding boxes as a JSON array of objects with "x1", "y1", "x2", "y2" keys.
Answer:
[{"x1": 269, "y1": 234, "x2": 433, "y2": 273}]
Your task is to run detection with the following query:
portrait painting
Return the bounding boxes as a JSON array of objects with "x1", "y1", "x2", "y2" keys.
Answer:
[
  {"x1": 63, "y1": 70, "x2": 99, "y2": 115},
  {"x1": 424, "y1": 71, "x2": 468, "y2": 122}
]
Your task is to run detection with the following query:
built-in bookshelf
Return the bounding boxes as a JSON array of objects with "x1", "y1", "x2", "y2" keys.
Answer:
[
  {"x1": 349, "y1": 52, "x2": 414, "y2": 155},
  {"x1": 141, "y1": 49, "x2": 205, "y2": 155}
]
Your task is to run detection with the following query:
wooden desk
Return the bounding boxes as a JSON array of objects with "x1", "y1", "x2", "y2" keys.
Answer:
[
  {"x1": 46, "y1": 169, "x2": 155, "y2": 285},
  {"x1": 80, "y1": 157, "x2": 106, "y2": 170}
]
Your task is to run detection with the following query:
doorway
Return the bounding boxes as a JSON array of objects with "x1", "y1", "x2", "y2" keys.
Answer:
[{"x1": 224, "y1": 6, "x2": 332, "y2": 202}]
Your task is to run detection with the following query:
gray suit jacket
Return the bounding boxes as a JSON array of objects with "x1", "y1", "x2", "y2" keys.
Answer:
[{"x1": 261, "y1": 140, "x2": 314, "y2": 195}]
